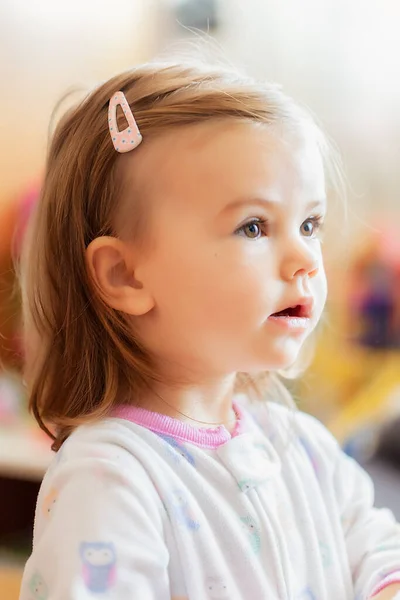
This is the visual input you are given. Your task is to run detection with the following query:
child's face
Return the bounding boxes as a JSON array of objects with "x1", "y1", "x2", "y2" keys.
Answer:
[{"x1": 124, "y1": 120, "x2": 327, "y2": 376}]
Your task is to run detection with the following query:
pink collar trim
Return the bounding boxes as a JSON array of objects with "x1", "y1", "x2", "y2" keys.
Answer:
[{"x1": 113, "y1": 401, "x2": 246, "y2": 449}]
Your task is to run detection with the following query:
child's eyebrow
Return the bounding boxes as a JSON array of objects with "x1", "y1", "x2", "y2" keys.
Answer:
[{"x1": 221, "y1": 197, "x2": 327, "y2": 213}]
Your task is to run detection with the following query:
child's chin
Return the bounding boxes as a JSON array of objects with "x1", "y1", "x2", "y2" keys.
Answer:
[{"x1": 249, "y1": 345, "x2": 304, "y2": 373}]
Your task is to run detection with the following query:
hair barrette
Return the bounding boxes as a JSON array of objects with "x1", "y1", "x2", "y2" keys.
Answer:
[{"x1": 108, "y1": 91, "x2": 142, "y2": 153}]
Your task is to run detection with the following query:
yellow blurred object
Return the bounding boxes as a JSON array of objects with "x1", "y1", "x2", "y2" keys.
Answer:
[
  {"x1": 298, "y1": 308, "x2": 400, "y2": 445},
  {"x1": 328, "y1": 352, "x2": 400, "y2": 444},
  {"x1": 297, "y1": 321, "x2": 386, "y2": 419}
]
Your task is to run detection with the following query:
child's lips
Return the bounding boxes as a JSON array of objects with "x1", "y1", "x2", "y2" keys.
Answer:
[
  {"x1": 267, "y1": 314, "x2": 311, "y2": 331},
  {"x1": 270, "y1": 297, "x2": 314, "y2": 319},
  {"x1": 268, "y1": 297, "x2": 314, "y2": 331}
]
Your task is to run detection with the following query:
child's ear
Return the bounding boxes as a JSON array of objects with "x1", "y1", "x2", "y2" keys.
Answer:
[{"x1": 85, "y1": 236, "x2": 155, "y2": 316}]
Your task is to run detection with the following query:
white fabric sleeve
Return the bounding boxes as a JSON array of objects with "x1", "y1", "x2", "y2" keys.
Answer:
[
  {"x1": 19, "y1": 435, "x2": 171, "y2": 600},
  {"x1": 333, "y1": 446, "x2": 400, "y2": 599},
  {"x1": 297, "y1": 412, "x2": 400, "y2": 600}
]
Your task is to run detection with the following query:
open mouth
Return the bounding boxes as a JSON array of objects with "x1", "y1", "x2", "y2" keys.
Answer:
[{"x1": 270, "y1": 304, "x2": 311, "y2": 319}]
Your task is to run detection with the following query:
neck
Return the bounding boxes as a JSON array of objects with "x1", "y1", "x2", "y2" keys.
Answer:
[{"x1": 138, "y1": 373, "x2": 238, "y2": 431}]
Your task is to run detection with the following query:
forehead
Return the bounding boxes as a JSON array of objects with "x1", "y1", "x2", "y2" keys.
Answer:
[{"x1": 124, "y1": 120, "x2": 326, "y2": 217}]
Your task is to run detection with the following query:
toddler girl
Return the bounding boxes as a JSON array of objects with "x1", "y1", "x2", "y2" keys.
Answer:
[{"x1": 20, "y1": 60, "x2": 400, "y2": 599}]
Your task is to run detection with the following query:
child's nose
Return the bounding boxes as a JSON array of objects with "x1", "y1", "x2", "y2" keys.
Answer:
[{"x1": 279, "y1": 239, "x2": 320, "y2": 282}]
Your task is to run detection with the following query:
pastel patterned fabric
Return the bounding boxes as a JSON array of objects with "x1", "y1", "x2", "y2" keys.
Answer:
[{"x1": 20, "y1": 401, "x2": 400, "y2": 599}]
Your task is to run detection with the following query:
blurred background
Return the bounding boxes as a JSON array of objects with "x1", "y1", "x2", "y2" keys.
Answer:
[{"x1": 1, "y1": 0, "x2": 400, "y2": 595}]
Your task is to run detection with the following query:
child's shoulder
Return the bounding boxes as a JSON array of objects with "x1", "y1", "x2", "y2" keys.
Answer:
[
  {"x1": 35, "y1": 417, "x2": 168, "y2": 541},
  {"x1": 47, "y1": 416, "x2": 159, "y2": 478},
  {"x1": 241, "y1": 398, "x2": 340, "y2": 464}
]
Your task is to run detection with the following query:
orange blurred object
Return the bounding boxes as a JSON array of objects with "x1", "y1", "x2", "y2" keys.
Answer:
[{"x1": 0, "y1": 199, "x2": 18, "y2": 261}]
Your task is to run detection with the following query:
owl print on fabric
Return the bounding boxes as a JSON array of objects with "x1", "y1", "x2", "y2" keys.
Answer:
[
  {"x1": 158, "y1": 434, "x2": 196, "y2": 466},
  {"x1": 296, "y1": 586, "x2": 316, "y2": 600},
  {"x1": 42, "y1": 487, "x2": 58, "y2": 518},
  {"x1": 80, "y1": 542, "x2": 117, "y2": 593},
  {"x1": 319, "y1": 540, "x2": 332, "y2": 568},
  {"x1": 240, "y1": 515, "x2": 261, "y2": 555},
  {"x1": 205, "y1": 576, "x2": 230, "y2": 599},
  {"x1": 235, "y1": 442, "x2": 277, "y2": 492},
  {"x1": 169, "y1": 489, "x2": 200, "y2": 531},
  {"x1": 29, "y1": 572, "x2": 48, "y2": 600},
  {"x1": 237, "y1": 477, "x2": 262, "y2": 493},
  {"x1": 298, "y1": 437, "x2": 319, "y2": 478}
]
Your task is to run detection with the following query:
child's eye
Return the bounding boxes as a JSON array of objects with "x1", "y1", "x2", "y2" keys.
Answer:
[
  {"x1": 236, "y1": 218, "x2": 267, "y2": 240},
  {"x1": 300, "y1": 216, "x2": 324, "y2": 238}
]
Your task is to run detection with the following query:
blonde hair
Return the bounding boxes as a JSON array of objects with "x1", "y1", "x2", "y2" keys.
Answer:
[{"x1": 20, "y1": 60, "x2": 340, "y2": 450}]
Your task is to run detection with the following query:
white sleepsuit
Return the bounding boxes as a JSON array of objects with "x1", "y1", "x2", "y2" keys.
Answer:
[{"x1": 20, "y1": 400, "x2": 400, "y2": 599}]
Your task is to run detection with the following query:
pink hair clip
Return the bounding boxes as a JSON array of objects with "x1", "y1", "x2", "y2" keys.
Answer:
[{"x1": 108, "y1": 91, "x2": 142, "y2": 153}]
